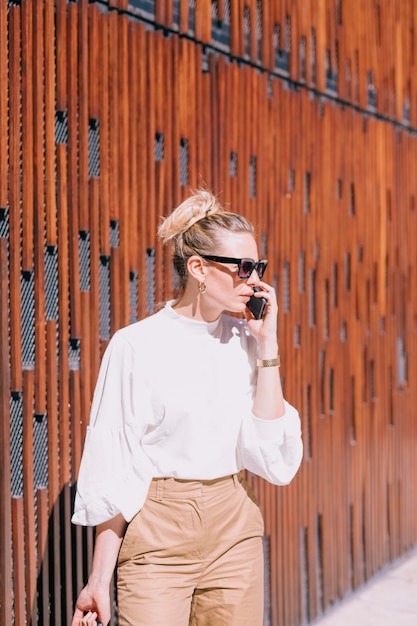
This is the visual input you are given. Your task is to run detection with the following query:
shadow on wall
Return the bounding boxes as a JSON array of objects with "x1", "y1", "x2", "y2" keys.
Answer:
[{"x1": 33, "y1": 483, "x2": 118, "y2": 625}]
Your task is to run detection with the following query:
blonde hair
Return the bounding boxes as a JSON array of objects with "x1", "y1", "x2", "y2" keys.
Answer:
[{"x1": 158, "y1": 189, "x2": 254, "y2": 293}]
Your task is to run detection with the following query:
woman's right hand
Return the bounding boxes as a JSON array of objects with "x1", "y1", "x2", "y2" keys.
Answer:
[{"x1": 71, "y1": 583, "x2": 110, "y2": 626}]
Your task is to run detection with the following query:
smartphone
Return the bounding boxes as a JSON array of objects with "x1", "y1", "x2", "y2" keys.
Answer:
[{"x1": 246, "y1": 286, "x2": 266, "y2": 320}]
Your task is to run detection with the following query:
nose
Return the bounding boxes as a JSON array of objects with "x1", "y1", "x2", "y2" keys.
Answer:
[{"x1": 246, "y1": 268, "x2": 261, "y2": 286}]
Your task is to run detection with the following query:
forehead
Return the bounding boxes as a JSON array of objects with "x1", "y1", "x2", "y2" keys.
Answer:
[{"x1": 216, "y1": 231, "x2": 258, "y2": 258}]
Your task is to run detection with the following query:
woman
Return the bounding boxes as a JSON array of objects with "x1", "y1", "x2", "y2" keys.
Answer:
[{"x1": 71, "y1": 189, "x2": 303, "y2": 626}]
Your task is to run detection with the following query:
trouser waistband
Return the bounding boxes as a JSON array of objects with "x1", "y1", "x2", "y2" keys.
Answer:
[{"x1": 148, "y1": 474, "x2": 240, "y2": 500}]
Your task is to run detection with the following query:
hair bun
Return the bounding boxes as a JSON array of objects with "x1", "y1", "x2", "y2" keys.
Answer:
[{"x1": 158, "y1": 189, "x2": 223, "y2": 243}]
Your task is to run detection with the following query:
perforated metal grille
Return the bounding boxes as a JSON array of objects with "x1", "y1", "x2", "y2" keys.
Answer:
[
  {"x1": 244, "y1": 6, "x2": 250, "y2": 58},
  {"x1": 299, "y1": 250, "x2": 305, "y2": 293},
  {"x1": 55, "y1": 110, "x2": 68, "y2": 144},
  {"x1": 33, "y1": 415, "x2": 48, "y2": 488},
  {"x1": 0, "y1": 208, "x2": 9, "y2": 237},
  {"x1": 304, "y1": 172, "x2": 311, "y2": 213},
  {"x1": 155, "y1": 132, "x2": 164, "y2": 161},
  {"x1": 21, "y1": 271, "x2": 35, "y2": 368},
  {"x1": 79, "y1": 231, "x2": 91, "y2": 291},
  {"x1": 249, "y1": 155, "x2": 256, "y2": 198},
  {"x1": 110, "y1": 220, "x2": 119, "y2": 248},
  {"x1": 45, "y1": 245, "x2": 59, "y2": 321},
  {"x1": 211, "y1": 0, "x2": 231, "y2": 50},
  {"x1": 10, "y1": 393, "x2": 23, "y2": 497},
  {"x1": 69, "y1": 338, "x2": 80, "y2": 371},
  {"x1": 188, "y1": 0, "x2": 195, "y2": 34},
  {"x1": 283, "y1": 260, "x2": 290, "y2": 313},
  {"x1": 129, "y1": 270, "x2": 138, "y2": 324},
  {"x1": 309, "y1": 268, "x2": 316, "y2": 327},
  {"x1": 99, "y1": 256, "x2": 111, "y2": 340},
  {"x1": 180, "y1": 138, "x2": 189, "y2": 186},
  {"x1": 146, "y1": 248, "x2": 155, "y2": 315},
  {"x1": 230, "y1": 151, "x2": 237, "y2": 177},
  {"x1": 88, "y1": 118, "x2": 100, "y2": 178},
  {"x1": 263, "y1": 534, "x2": 271, "y2": 626}
]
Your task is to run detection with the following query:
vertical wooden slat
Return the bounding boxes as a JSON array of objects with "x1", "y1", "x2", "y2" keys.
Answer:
[
  {"x1": 21, "y1": 0, "x2": 34, "y2": 273},
  {"x1": 33, "y1": 0, "x2": 46, "y2": 418},
  {"x1": 12, "y1": 497, "x2": 26, "y2": 625},
  {"x1": 67, "y1": 2, "x2": 81, "y2": 342},
  {"x1": 9, "y1": 6, "x2": 23, "y2": 394},
  {"x1": 0, "y1": 0, "x2": 7, "y2": 209},
  {"x1": 45, "y1": 0, "x2": 57, "y2": 247}
]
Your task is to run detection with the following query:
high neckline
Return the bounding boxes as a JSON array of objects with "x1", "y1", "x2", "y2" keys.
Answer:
[{"x1": 163, "y1": 300, "x2": 222, "y2": 333}]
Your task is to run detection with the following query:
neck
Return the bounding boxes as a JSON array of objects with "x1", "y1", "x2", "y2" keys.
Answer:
[{"x1": 172, "y1": 290, "x2": 222, "y2": 323}]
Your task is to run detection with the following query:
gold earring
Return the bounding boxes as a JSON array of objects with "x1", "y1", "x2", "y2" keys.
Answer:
[{"x1": 198, "y1": 281, "x2": 207, "y2": 294}]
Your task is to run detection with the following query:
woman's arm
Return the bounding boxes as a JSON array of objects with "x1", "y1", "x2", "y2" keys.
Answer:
[
  {"x1": 72, "y1": 513, "x2": 127, "y2": 626},
  {"x1": 246, "y1": 281, "x2": 285, "y2": 420}
]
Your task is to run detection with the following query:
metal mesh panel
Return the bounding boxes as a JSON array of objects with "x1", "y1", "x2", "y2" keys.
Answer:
[
  {"x1": 309, "y1": 268, "x2": 316, "y2": 327},
  {"x1": 55, "y1": 110, "x2": 68, "y2": 145},
  {"x1": 311, "y1": 27, "x2": 317, "y2": 84},
  {"x1": 88, "y1": 118, "x2": 100, "y2": 178},
  {"x1": 180, "y1": 138, "x2": 189, "y2": 186},
  {"x1": 21, "y1": 271, "x2": 35, "y2": 368},
  {"x1": 299, "y1": 250, "x2": 305, "y2": 293},
  {"x1": 146, "y1": 248, "x2": 155, "y2": 315},
  {"x1": 300, "y1": 36, "x2": 306, "y2": 81},
  {"x1": 79, "y1": 231, "x2": 91, "y2": 291},
  {"x1": 275, "y1": 24, "x2": 289, "y2": 73},
  {"x1": 129, "y1": 270, "x2": 138, "y2": 324},
  {"x1": 45, "y1": 245, "x2": 59, "y2": 321},
  {"x1": 397, "y1": 337, "x2": 407, "y2": 387},
  {"x1": 127, "y1": 0, "x2": 155, "y2": 21},
  {"x1": 261, "y1": 232, "x2": 267, "y2": 257},
  {"x1": 230, "y1": 151, "x2": 237, "y2": 177},
  {"x1": 283, "y1": 259, "x2": 290, "y2": 313},
  {"x1": 304, "y1": 172, "x2": 311, "y2": 213},
  {"x1": 188, "y1": 0, "x2": 195, "y2": 35},
  {"x1": 69, "y1": 338, "x2": 80, "y2": 371},
  {"x1": 110, "y1": 220, "x2": 119, "y2": 248},
  {"x1": 10, "y1": 393, "x2": 23, "y2": 497},
  {"x1": 256, "y1": 0, "x2": 262, "y2": 62},
  {"x1": 0, "y1": 207, "x2": 9, "y2": 237},
  {"x1": 33, "y1": 415, "x2": 48, "y2": 489},
  {"x1": 249, "y1": 155, "x2": 256, "y2": 198},
  {"x1": 244, "y1": 6, "x2": 250, "y2": 58},
  {"x1": 99, "y1": 256, "x2": 111, "y2": 340},
  {"x1": 300, "y1": 527, "x2": 310, "y2": 623},
  {"x1": 288, "y1": 168, "x2": 295, "y2": 192},
  {"x1": 155, "y1": 132, "x2": 164, "y2": 161},
  {"x1": 211, "y1": 0, "x2": 231, "y2": 50},
  {"x1": 263, "y1": 534, "x2": 271, "y2": 626}
]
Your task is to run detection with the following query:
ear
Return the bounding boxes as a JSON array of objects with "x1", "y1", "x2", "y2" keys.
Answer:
[{"x1": 187, "y1": 255, "x2": 206, "y2": 283}]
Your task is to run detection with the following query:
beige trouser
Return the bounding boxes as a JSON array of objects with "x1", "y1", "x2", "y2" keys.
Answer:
[{"x1": 117, "y1": 474, "x2": 265, "y2": 626}]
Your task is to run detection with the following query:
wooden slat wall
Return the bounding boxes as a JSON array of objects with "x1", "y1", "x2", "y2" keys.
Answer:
[{"x1": 0, "y1": 1, "x2": 417, "y2": 625}]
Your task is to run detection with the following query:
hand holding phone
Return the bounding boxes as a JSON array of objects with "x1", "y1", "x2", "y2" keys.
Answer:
[{"x1": 246, "y1": 286, "x2": 266, "y2": 320}]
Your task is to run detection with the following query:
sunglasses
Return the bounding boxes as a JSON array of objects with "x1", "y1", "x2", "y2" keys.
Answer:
[{"x1": 200, "y1": 255, "x2": 268, "y2": 279}]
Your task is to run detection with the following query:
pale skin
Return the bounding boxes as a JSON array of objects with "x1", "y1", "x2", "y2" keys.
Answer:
[{"x1": 72, "y1": 231, "x2": 284, "y2": 626}]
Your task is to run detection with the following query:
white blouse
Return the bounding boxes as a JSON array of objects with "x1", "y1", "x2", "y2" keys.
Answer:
[{"x1": 72, "y1": 301, "x2": 303, "y2": 526}]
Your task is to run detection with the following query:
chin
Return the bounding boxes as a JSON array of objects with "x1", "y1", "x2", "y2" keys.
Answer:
[{"x1": 225, "y1": 303, "x2": 246, "y2": 315}]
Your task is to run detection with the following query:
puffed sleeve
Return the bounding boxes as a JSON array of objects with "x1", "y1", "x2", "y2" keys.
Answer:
[
  {"x1": 71, "y1": 332, "x2": 155, "y2": 526},
  {"x1": 238, "y1": 400, "x2": 303, "y2": 485}
]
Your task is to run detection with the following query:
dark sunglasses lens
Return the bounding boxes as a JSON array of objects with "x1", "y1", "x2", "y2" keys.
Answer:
[
  {"x1": 257, "y1": 261, "x2": 267, "y2": 278},
  {"x1": 239, "y1": 260, "x2": 255, "y2": 278}
]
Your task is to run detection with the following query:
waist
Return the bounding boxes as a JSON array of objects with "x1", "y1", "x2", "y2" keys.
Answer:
[{"x1": 147, "y1": 474, "x2": 241, "y2": 499}]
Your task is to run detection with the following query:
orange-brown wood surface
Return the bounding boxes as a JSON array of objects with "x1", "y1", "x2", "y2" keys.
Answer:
[{"x1": 1, "y1": 2, "x2": 417, "y2": 624}]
